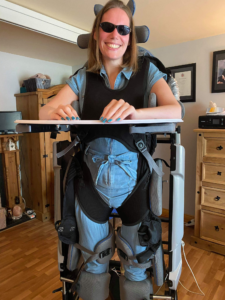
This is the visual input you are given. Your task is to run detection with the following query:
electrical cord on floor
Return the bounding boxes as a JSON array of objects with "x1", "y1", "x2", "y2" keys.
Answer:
[
  {"x1": 179, "y1": 240, "x2": 205, "y2": 296},
  {"x1": 155, "y1": 241, "x2": 205, "y2": 296}
]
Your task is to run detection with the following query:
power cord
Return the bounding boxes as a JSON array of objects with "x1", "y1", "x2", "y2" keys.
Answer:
[
  {"x1": 155, "y1": 241, "x2": 205, "y2": 296},
  {"x1": 179, "y1": 240, "x2": 205, "y2": 296}
]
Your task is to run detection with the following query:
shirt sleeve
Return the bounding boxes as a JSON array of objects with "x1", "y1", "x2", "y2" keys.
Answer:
[
  {"x1": 66, "y1": 67, "x2": 86, "y2": 98},
  {"x1": 148, "y1": 62, "x2": 167, "y2": 92}
]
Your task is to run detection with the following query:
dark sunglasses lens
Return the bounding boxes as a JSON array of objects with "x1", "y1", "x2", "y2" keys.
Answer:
[
  {"x1": 100, "y1": 22, "x2": 130, "y2": 35},
  {"x1": 101, "y1": 22, "x2": 115, "y2": 33},
  {"x1": 117, "y1": 25, "x2": 130, "y2": 36}
]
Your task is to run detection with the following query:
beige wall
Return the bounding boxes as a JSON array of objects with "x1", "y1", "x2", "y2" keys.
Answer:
[
  {"x1": 0, "y1": 21, "x2": 88, "y2": 66},
  {"x1": 151, "y1": 33, "x2": 225, "y2": 216},
  {"x1": 0, "y1": 51, "x2": 72, "y2": 111},
  {"x1": 0, "y1": 21, "x2": 88, "y2": 111}
]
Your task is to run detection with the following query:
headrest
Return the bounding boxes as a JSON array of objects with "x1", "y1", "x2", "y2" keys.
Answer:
[{"x1": 77, "y1": 0, "x2": 150, "y2": 49}]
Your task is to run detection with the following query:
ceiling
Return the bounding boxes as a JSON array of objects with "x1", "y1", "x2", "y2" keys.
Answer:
[{"x1": 2, "y1": 0, "x2": 225, "y2": 65}]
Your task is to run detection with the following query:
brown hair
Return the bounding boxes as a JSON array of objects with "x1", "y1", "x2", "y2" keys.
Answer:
[{"x1": 87, "y1": 0, "x2": 138, "y2": 74}]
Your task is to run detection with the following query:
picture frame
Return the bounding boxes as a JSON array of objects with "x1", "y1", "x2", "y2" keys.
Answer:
[
  {"x1": 212, "y1": 50, "x2": 225, "y2": 93},
  {"x1": 168, "y1": 63, "x2": 196, "y2": 103}
]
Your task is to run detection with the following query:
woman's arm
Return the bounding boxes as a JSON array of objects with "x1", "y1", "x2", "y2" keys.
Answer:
[
  {"x1": 39, "y1": 85, "x2": 79, "y2": 120},
  {"x1": 135, "y1": 78, "x2": 181, "y2": 119}
]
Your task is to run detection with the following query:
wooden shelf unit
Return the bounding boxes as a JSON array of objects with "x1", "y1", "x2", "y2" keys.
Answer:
[
  {"x1": 191, "y1": 129, "x2": 225, "y2": 255},
  {"x1": 0, "y1": 134, "x2": 22, "y2": 208},
  {"x1": 15, "y1": 85, "x2": 70, "y2": 222}
]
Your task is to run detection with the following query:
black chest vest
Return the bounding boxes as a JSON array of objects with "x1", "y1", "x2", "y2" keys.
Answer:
[{"x1": 79, "y1": 56, "x2": 149, "y2": 152}]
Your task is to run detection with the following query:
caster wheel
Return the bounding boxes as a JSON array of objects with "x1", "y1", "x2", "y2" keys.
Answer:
[{"x1": 171, "y1": 290, "x2": 178, "y2": 300}]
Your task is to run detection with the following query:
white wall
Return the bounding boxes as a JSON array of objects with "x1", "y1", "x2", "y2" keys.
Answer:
[
  {"x1": 72, "y1": 64, "x2": 86, "y2": 74},
  {"x1": 0, "y1": 51, "x2": 73, "y2": 111},
  {"x1": 151, "y1": 33, "x2": 225, "y2": 216}
]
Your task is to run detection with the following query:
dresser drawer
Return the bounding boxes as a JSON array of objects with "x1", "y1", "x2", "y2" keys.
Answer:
[
  {"x1": 204, "y1": 138, "x2": 225, "y2": 158},
  {"x1": 200, "y1": 210, "x2": 225, "y2": 246},
  {"x1": 202, "y1": 163, "x2": 225, "y2": 185},
  {"x1": 201, "y1": 186, "x2": 225, "y2": 210}
]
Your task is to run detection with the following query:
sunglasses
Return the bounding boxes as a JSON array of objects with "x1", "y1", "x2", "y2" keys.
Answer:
[{"x1": 99, "y1": 22, "x2": 131, "y2": 36}]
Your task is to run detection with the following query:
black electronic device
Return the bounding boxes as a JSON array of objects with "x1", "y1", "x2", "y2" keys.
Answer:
[
  {"x1": 0, "y1": 111, "x2": 22, "y2": 134},
  {"x1": 199, "y1": 115, "x2": 225, "y2": 129}
]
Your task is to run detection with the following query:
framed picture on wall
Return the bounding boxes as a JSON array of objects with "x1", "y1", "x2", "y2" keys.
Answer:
[
  {"x1": 168, "y1": 63, "x2": 196, "y2": 102},
  {"x1": 212, "y1": 50, "x2": 225, "y2": 93}
]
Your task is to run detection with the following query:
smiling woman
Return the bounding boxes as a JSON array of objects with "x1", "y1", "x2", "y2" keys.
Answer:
[
  {"x1": 97, "y1": 10, "x2": 130, "y2": 61},
  {"x1": 89, "y1": 1, "x2": 138, "y2": 76},
  {"x1": 39, "y1": 1, "x2": 181, "y2": 300}
]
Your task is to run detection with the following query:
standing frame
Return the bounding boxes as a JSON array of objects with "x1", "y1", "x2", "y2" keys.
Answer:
[
  {"x1": 212, "y1": 50, "x2": 225, "y2": 93},
  {"x1": 168, "y1": 63, "x2": 196, "y2": 103}
]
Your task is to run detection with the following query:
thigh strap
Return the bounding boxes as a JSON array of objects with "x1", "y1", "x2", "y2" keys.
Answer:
[
  {"x1": 76, "y1": 159, "x2": 150, "y2": 226},
  {"x1": 75, "y1": 161, "x2": 113, "y2": 224},
  {"x1": 117, "y1": 170, "x2": 150, "y2": 226}
]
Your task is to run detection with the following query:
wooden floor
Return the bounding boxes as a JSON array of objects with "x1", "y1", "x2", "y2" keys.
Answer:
[{"x1": 0, "y1": 219, "x2": 225, "y2": 300}]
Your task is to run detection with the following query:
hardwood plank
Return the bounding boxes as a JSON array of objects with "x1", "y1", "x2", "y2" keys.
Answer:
[{"x1": 0, "y1": 219, "x2": 225, "y2": 300}]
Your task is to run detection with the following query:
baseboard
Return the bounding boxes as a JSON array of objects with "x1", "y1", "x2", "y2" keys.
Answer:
[
  {"x1": 191, "y1": 236, "x2": 225, "y2": 255},
  {"x1": 161, "y1": 208, "x2": 194, "y2": 224}
]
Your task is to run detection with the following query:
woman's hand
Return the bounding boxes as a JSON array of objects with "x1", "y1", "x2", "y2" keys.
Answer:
[
  {"x1": 49, "y1": 104, "x2": 80, "y2": 120},
  {"x1": 100, "y1": 99, "x2": 139, "y2": 123}
]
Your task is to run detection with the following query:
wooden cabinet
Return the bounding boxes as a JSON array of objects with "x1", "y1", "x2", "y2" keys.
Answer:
[
  {"x1": 15, "y1": 85, "x2": 70, "y2": 222},
  {"x1": 191, "y1": 129, "x2": 225, "y2": 255},
  {"x1": 0, "y1": 134, "x2": 22, "y2": 208}
]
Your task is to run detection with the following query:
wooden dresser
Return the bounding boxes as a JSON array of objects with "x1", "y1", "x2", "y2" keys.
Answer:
[
  {"x1": 0, "y1": 134, "x2": 22, "y2": 208},
  {"x1": 15, "y1": 85, "x2": 70, "y2": 222},
  {"x1": 191, "y1": 129, "x2": 225, "y2": 255}
]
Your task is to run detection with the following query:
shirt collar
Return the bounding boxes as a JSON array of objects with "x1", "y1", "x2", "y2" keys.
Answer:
[{"x1": 100, "y1": 65, "x2": 133, "y2": 80}]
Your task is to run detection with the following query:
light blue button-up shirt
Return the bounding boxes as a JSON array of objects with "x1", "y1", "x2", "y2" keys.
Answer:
[{"x1": 66, "y1": 62, "x2": 166, "y2": 208}]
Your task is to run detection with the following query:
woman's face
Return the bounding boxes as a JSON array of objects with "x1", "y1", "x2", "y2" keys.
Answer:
[{"x1": 96, "y1": 8, "x2": 130, "y2": 65}]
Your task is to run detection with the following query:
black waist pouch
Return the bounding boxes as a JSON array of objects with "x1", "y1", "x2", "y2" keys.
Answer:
[{"x1": 137, "y1": 210, "x2": 162, "y2": 259}]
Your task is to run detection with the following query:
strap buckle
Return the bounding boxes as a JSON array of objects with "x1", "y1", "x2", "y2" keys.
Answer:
[
  {"x1": 99, "y1": 248, "x2": 111, "y2": 259},
  {"x1": 118, "y1": 249, "x2": 128, "y2": 261},
  {"x1": 135, "y1": 139, "x2": 147, "y2": 153},
  {"x1": 136, "y1": 248, "x2": 154, "y2": 264}
]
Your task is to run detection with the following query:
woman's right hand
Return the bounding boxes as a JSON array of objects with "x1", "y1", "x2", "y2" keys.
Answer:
[{"x1": 49, "y1": 104, "x2": 80, "y2": 120}]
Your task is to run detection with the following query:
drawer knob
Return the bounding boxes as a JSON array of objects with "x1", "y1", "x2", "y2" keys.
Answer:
[
  {"x1": 214, "y1": 196, "x2": 221, "y2": 201},
  {"x1": 215, "y1": 226, "x2": 219, "y2": 231},
  {"x1": 216, "y1": 146, "x2": 223, "y2": 151},
  {"x1": 217, "y1": 171, "x2": 222, "y2": 176}
]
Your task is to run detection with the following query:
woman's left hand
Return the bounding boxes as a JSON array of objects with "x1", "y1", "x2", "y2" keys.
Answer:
[{"x1": 100, "y1": 99, "x2": 139, "y2": 123}]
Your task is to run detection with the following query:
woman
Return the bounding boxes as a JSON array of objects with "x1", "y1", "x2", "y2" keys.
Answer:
[{"x1": 40, "y1": 1, "x2": 181, "y2": 299}]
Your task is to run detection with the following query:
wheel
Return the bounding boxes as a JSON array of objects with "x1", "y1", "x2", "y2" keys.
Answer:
[
  {"x1": 62, "y1": 287, "x2": 79, "y2": 300},
  {"x1": 170, "y1": 290, "x2": 178, "y2": 300}
]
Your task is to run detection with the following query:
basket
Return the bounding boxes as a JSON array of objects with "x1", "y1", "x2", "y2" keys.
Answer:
[{"x1": 23, "y1": 78, "x2": 51, "y2": 92}]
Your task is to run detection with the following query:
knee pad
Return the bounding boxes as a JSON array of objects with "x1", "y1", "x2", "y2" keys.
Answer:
[
  {"x1": 93, "y1": 222, "x2": 115, "y2": 264},
  {"x1": 68, "y1": 222, "x2": 115, "y2": 272},
  {"x1": 152, "y1": 243, "x2": 165, "y2": 287},
  {"x1": 116, "y1": 228, "x2": 152, "y2": 269},
  {"x1": 116, "y1": 210, "x2": 162, "y2": 269},
  {"x1": 119, "y1": 276, "x2": 153, "y2": 300},
  {"x1": 75, "y1": 271, "x2": 111, "y2": 300}
]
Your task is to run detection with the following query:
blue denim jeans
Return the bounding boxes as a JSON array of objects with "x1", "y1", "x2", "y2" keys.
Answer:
[{"x1": 76, "y1": 138, "x2": 148, "y2": 281}]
